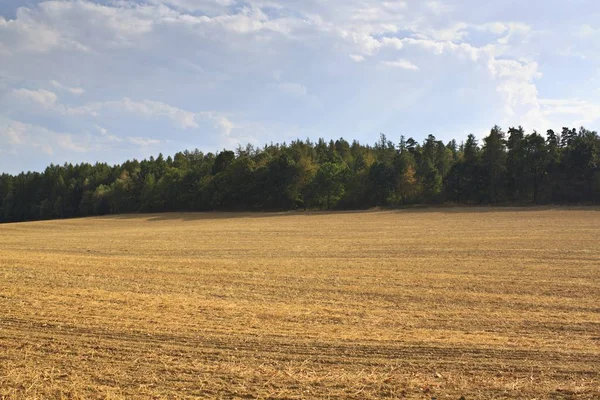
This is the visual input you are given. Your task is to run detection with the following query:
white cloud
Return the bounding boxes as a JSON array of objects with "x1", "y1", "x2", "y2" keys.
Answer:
[
  {"x1": 341, "y1": 30, "x2": 385, "y2": 55},
  {"x1": 0, "y1": 12, "x2": 64, "y2": 54},
  {"x1": 0, "y1": 119, "x2": 90, "y2": 155},
  {"x1": 424, "y1": 23, "x2": 469, "y2": 42},
  {"x1": 381, "y1": 59, "x2": 419, "y2": 70},
  {"x1": 95, "y1": 125, "x2": 108, "y2": 135},
  {"x1": 147, "y1": 0, "x2": 235, "y2": 14},
  {"x1": 380, "y1": 36, "x2": 404, "y2": 50},
  {"x1": 12, "y1": 88, "x2": 58, "y2": 108},
  {"x1": 267, "y1": 81, "x2": 322, "y2": 110},
  {"x1": 39, "y1": 0, "x2": 154, "y2": 46},
  {"x1": 488, "y1": 58, "x2": 542, "y2": 81},
  {"x1": 55, "y1": 132, "x2": 90, "y2": 153},
  {"x1": 51, "y1": 80, "x2": 85, "y2": 95},
  {"x1": 2, "y1": 123, "x2": 24, "y2": 145},
  {"x1": 385, "y1": 29, "x2": 546, "y2": 130},
  {"x1": 95, "y1": 125, "x2": 125, "y2": 143},
  {"x1": 128, "y1": 136, "x2": 162, "y2": 146},
  {"x1": 486, "y1": 58, "x2": 548, "y2": 130},
  {"x1": 277, "y1": 82, "x2": 308, "y2": 98},
  {"x1": 540, "y1": 98, "x2": 600, "y2": 127},
  {"x1": 426, "y1": 1, "x2": 454, "y2": 15},
  {"x1": 94, "y1": 99, "x2": 236, "y2": 135},
  {"x1": 0, "y1": 0, "x2": 171, "y2": 57},
  {"x1": 577, "y1": 24, "x2": 598, "y2": 38},
  {"x1": 200, "y1": 112, "x2": 235, "y2": 136},
  {"x1": 7, "y1": 90, "x2": 235, "y2": 134},
  {"x1": 115, "y1": 98, "x2": 199, "y2": 129},
  {"x1": 496, "y1": 79, "x2": 539, "y2": 115},
  {"x1": 157, "y1": 3, "x2": 298, "y2": 35},
  {"x1": 495, "y1": 23, "x2": 531, "y2": 45},
  {"x1": 0, "y1": 117, "x2": 166, "y2": 160},
  {"x1": 401, "y1": 37, "x2": 481, "y2": 61},
  {"x1": 0, "y1": 0, "x2": 599, "y2": 172}
]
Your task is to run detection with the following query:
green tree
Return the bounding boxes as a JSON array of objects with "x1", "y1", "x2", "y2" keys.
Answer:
[
  {"x1": 396, "y1": 164, "x2": 418, "y2": 204},
  {"x1": 522, "y1": 132, "x2": 548, "y2": 203},
  {"x1": 1, "y1": 125, "x2": 599, "y2": 224},
  {"x1": 140, "y1": 174, "x2": 160, "y2": 212},
  {"x1": 308, "y1": 162, "x2": 347, "y2": 209},
  {"x1": 79, "y1": 191, "x2": 95, "y2": 216},
  {"x1": 39, "y1": 199, "x2": 53, "y2": 219},
  {"x1": 482, "y1": 125, "x2": 507, "y2": 203},
  {"x1": 420, "y1": 160, "x2": 442, "y2": 201},
  {"x1": 2, "y1": 189, "x2": 15, "y2": 222},
  {"x1": 506, "y1": 126, "x2": 526, "y2": 201},
  {"x1": 53, "y1": 196, "x2": 65, "y2": 218},
  {"x1": 93, "y1": 185, "x2": 112, "y2": 215},
  {"x1": 368, "y1": 161, "x2": 396, "y2": 206},
  {"x1": 260, "y1": 154, "x2": 302, "y2": 210},
  {"x1": 212, "y1": 150, "x2": 235, "y2": 175}
]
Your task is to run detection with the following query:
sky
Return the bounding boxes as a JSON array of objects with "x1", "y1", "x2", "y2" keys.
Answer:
[{"x1": 1, "y1": 0, "x2": 600, "y2": 174}]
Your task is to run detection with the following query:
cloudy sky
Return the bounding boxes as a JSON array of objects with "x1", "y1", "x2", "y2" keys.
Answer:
[{"x1": 1, "y1": 0, "x2": 599, "y2": 173}]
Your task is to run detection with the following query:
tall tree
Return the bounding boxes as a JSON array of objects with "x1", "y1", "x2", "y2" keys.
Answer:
[
  {"x1": 523, "y1": 131, "x2": 548, "y2": 203},
  {"x1": 1, "y1": 125, "x2": 599, "y2": 224},
  {"x1": 482, "y1": 125, "x2": 507, "y2": 203},
  {"x1": 506, "y1": 126, "x2": 526, "y2": 201},
  {"x1": 308, "y1": 162, "x2": 347, "y2": 209}
]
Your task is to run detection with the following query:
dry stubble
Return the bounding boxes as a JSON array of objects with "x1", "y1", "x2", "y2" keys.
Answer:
[{"x1": 0, "y1": 208, "x2": 599, "y2": 399}]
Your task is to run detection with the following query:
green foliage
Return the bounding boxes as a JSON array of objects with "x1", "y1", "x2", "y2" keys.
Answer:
[
  {"x1": 39, "y1": 199, "x2": 53, "y2": 220},
  {"x1": 1, "y1": 126, "x2": 599, "y2": 223},
  {"x1": 368, "y1": 161, "x2": 396, "y2": 206},
  {"x1": 307, "y1": 162, "x2": 348, "y2": 209},
  {"x1": 482, "y1": 125, "x2": 507, "y2": 203}
]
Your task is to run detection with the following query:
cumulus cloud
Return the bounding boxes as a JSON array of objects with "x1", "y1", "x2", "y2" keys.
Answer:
[
  {"x1": 577, "y1": 24, "x2": 598, "y2": 38},
  {"x1": 404, "y1": 37, "x2": 481, "y2": 61},
  {"x1": 200, "y1": 111, "x2": 236, "y2": 136},
  {"x1": 0, "y1": 119, "x2": 89, "y2": 155},
  {"x1": 277, "y1": 82, "x2": 308, "y2": 98},
  {"x1": 128, "y1": 136, "x2": 162, "y2": 146},
  {"x1": 11, "y1": 88, "x2": 58, "y2": 108},
  {"x1": 486, "y1": 58, "x2": 546, "y2": 127},
  {"x1": 489, "y1": 58, "x2": 539, "y2": 80},
  {"x1": 0, "y1": 0, "x2": 599, "y2": 172},
  {"x1": 0, "y1": 12, "x2": 66, "y2": 54},
  {"x1": 7, "y1": 89, "x2": 234, "y2": 134},
  {"x1": 423, "y1": 23, "x2": 469, "y2": 42},
  {"x1": 0, "y1": 116, "x2": 166, "y2": 161},
  {"x1": 147, "y1": 0, "x2": 236, "y2": 14},
  {"x1": 113, "y1": 98, "x2": 200, "y2": 129},
  {"x1": 381, "y1": 59, "x2": 419, "y2": 70},
  {"x1": 380, "y1": 36, "x2": 404, "y2": 50},
  {"x1": 2, "y1": 122, "x2": 25, "y2": 146},
  {"x1": 51, "y1": 80, "x2": 85, "y2": 95},
  {"x1": 540, "y1": 98, "x2": 600, "y2": 127},
  {"x1": 426, "y1": 1, "x2": 454, "y2": 15}
]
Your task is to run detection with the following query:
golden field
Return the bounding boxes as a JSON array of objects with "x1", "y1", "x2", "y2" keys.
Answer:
[{"x1": 0, "y1": 208, "x2": 599, "y2": 399}]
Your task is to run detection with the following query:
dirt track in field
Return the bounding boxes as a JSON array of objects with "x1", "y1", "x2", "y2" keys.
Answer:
[{"x1": 1, "y1": 208, "x2": 599, "y2": 399}]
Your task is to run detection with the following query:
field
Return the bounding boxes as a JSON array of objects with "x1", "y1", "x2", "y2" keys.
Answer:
[{"x1": 0, "y1": 208, "x2": 599, "y2": 399}]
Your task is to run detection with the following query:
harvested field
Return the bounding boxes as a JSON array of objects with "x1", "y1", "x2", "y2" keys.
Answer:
[{"x1": 0, "y1": 208, "x2": 599, "y2": 399}]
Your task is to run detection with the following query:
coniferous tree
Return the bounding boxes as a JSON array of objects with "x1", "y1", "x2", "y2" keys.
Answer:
[
  {"x1": 482, "y1": 125, "x2": 507, "y2": 203},
  {"x1": 1, "y1": 126, "x2": 598, "y2": 223}
]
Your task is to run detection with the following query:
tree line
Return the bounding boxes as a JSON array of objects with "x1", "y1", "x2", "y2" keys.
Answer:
[{"x1": 1, "y1": 125, "x2": 599, "y2": 223}]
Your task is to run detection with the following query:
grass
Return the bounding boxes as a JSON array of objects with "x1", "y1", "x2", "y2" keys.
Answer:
[{"x1": 0, "y1": 208, "x2": 599, "y2": 399}]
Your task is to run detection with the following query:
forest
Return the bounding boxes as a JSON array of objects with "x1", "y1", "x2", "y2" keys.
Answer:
[{"x1": 1, "y1": 125, "x2": 599, "y2": 223}]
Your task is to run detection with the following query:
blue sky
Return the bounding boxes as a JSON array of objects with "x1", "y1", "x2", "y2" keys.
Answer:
[{"x1": 1, "y1": 0, "x2": 599, "y2": 173}]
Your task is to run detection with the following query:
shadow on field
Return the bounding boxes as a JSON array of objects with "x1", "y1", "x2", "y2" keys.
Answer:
[
  {"x1": 106, "y1": 212, "x2": 296, "y2": 222},
  {"x1": 103, "y1": 206, "x2": 599, "y2": 223}
]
